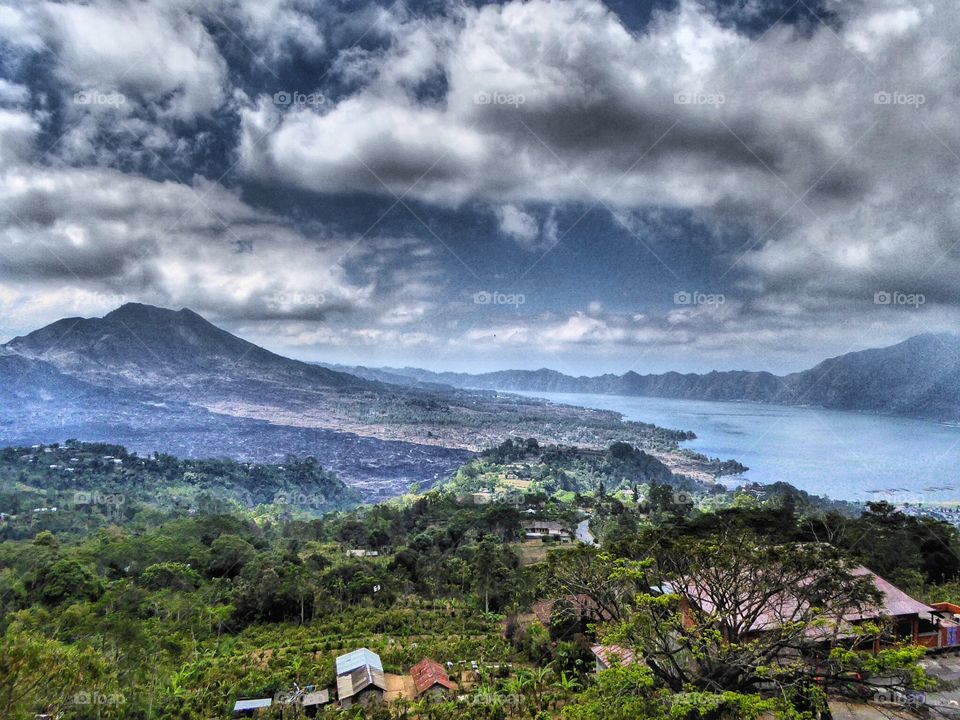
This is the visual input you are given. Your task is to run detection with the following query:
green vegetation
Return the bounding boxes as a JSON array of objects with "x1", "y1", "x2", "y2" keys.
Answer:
[
  {"x1": 0, "y1": 441, "x2": 360, "y2": 540},
  {"x1": 447, "y1": 437, "x2": 692, "y2": 497},
  {"x1": 0, "y1": 440, "x2": 955, "y2": 719}
]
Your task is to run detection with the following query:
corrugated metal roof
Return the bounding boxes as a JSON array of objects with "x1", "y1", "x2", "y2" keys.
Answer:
[
  {"x1": 336, "y1": 664, "x2": 386, "y2": 699},
  {"x1": 336, "y1": 648, "x2": 383, "y2": 675},
  {"x1": 233, "y1": 698, "x2": 273, "y2": 711},
  {"x1": 302, "y1": 689, "x2": 329, "y2": 706}
]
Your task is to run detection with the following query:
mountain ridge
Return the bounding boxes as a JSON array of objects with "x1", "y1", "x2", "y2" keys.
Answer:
[
  {"x1": 0, "y1": 304, "x2": 703, "y2": 492},
  {"x1": 6, "y1": 302, "x2": 374, "y2": 393},
  {"x1": 325, "y1": 332, "x2": 960, "y2": 423}
]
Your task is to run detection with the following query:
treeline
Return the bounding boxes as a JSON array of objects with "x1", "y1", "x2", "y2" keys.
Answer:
[
  {"x1": 0, "y1": 441, "x2": 360, "y2": 540},
  {"x1": 3, "y1": 441, "x2": 960, "y2": 719},
  {"x1": 452, "y1": 437, "x2": 691, "y2": 497},
  {"x1": 4, "y1": 494, "x2": 959, "y2": 719}
]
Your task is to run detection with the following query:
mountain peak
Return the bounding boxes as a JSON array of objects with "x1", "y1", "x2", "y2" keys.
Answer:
[
  {"x1": 4, "y1": 303, "x2": 370, "y2": 392},
  {"x1": 103, "y1": 302, "x2": 206, "y2": 326}
]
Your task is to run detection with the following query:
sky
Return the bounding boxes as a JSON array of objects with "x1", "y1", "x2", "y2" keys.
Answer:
[{"x1": 0, "y1": 0, "x2": 958, "y2": 374}]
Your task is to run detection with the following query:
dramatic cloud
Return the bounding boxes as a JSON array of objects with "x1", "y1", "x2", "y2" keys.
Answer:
[
  {"x1": 0, "y1": 108, "x2": 440, "y2": 337},
  {"x1": 2, "y1": 0, "x2": 959, "y2": 371},
  {"x1": 39, "y1": 0, "x2": 228, "y2": 120}
]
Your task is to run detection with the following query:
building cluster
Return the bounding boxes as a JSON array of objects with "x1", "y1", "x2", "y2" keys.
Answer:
[
  {"x1": 674, "y1": 565, "x2": 960, "y2": 653},
  {"x1": 231, "y1": 648, "x2": 455, "y2": 717},
  {"x1": 521, "y1": 520, "x2": 572, "y2": 541},
  {"x1": 507, "y1": 565, "x2": 960, "y2": 719},
  {"x1": 897, "y1": 503, "x2": 960, "y2": 529}
]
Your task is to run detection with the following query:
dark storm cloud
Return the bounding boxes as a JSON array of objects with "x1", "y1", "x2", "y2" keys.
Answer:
[{"x1": 1, "y1": 0, "x2": 959, "y2": 373}]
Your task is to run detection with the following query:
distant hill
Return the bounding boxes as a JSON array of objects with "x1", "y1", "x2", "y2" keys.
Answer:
[
  {"x1": 327, "y1": 333, "x2": 960, "y2": 423},
  {"x1": 0, "y1": 304, "x2": 700, "y2": 493},
  {"x1": 6, "y1": 303, "x2": 371, "y2": 393},
  {"x1": 321, "y1": 364, "x2": 787, "y2": 400},
  {"x1": 777, "y1": 333, "x2": 960, "y2": 418}
]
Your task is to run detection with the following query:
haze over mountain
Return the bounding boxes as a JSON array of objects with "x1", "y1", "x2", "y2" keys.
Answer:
[
  {"x1": 5, "y1": 300, "x2": 957, "y2": 502},
  {"x1": 7, "y1": 303, "x2": 370, "y2": 393},
  {"x1": 0, "y1": 304, "x2": 701, "y2": 493},
  {"x1": 327, "y1": 333, "x2": 960, "y2": 423}
]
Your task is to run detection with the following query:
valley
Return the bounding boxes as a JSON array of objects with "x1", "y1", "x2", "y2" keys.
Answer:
[{"x1": 0, "y1": 304, "x2": 717, "y2": 496}]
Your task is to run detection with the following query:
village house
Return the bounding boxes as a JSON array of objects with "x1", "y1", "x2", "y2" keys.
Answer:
[
  {"x1": 590, "y1": 644, "x2": 637, "y2": 671},
  {"x1": 336, "y1": 648, "x2": 387, "y2": 708},
  {"x1": 929, "y1": 601, "x2": 960, "y2": 648},
  {"x1": 410, "y1": 657, "x2": 454, "y2": 697},
  {"x1": 345, "y1": 549, "x2": 379, "y2": 558},
  {"x1": 522, "y1": 520, "x2": 572, "y2": 541},
  {"x1": 846, "y1": 568, "x2": 954, "y2": 651},
  {"x1": 677, "y1": 565, "x2": 960, "y2": 653}
]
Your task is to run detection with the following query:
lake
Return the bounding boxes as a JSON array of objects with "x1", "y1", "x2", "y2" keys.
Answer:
[{"x1": 513, "y1": 391, "x2": 960, "y2": 502}]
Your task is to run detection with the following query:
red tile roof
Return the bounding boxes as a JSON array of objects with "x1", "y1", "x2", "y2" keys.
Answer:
[{"x1": 410, "y1": 658, "x2": 453, "y2": 695}]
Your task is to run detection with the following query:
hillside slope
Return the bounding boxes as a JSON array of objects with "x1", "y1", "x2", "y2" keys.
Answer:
[{"x1": 329, "y1": 333, "x2": 960, "y2": 422}]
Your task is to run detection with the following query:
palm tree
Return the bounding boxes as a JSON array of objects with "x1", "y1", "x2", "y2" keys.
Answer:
[
  {"x1": 552, "y1": 671, "x2": 581, "y2": 709},
  {"x1": 527, "y1": 665, "x2": 553, "y2": 711},
  {"x1": 288, "y1": 655, "x2": 304, "y2": 684}
]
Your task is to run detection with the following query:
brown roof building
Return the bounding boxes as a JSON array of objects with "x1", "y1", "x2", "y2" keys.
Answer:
[
  {"x1": 590, "y1": 644, "x2": 637, "y2": 671},
  {"x1": 678, "y1": 565, "x2": 955, "y2": 652},
  {"x1": 410, "y1": 658, "x2": 454, "y2": 696}
]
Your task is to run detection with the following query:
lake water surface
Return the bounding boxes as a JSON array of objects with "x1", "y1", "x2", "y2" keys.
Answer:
[{"x1": 514, "y1": 391, "x2": 960, "y2": 502}]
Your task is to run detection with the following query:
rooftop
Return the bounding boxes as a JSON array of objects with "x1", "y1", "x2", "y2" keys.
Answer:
[
  {"x1": 850, "y1": 567, "x2": 934, "y2": 619},
  {"x1": 591, "y1": 644, "x2": 637, "y2": 668},
  {"x1": 410, "y1": 658, "x2": 454, "y2": 695},
  {"x1": 682, "y1": 564, "x2": 935, "y2": 635},
  {"x1": 302, "y1": 689, "x2": 330, "y2": 707},
  {"x1": 336, "y1": 664, "x2": 387, "y2": 699},
  {"x1": 233, "y1": 698, "x2": 273, "y2": 711},
  {"x1": 522, "y1": 521, "x2": 569, "y2": 532},
  {"x1": 336, "y1": 647, "x2": 383, "y2": 676}
]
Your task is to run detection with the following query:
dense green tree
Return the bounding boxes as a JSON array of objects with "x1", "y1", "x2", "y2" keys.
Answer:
[
  {"x1": 31, "y1": 558, "x2": 102, "y2": 605},
  {"x1": 206, "y1": 534, "x2": 256, "y2": 579},
  {"x1": 139, "y1": 562, "x2": 203, "y2": 591},
  {"x1": 470, "y1": 535, "x2": 517, "y2": 613}
]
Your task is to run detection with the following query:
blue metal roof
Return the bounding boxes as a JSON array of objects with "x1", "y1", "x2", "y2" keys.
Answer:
[
  {"x1": 233, "y1": 698, "x2": 273, "y2": 711},
  {"x1": 336, "y1": 647, "x2": 383, "y2": 675}
]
